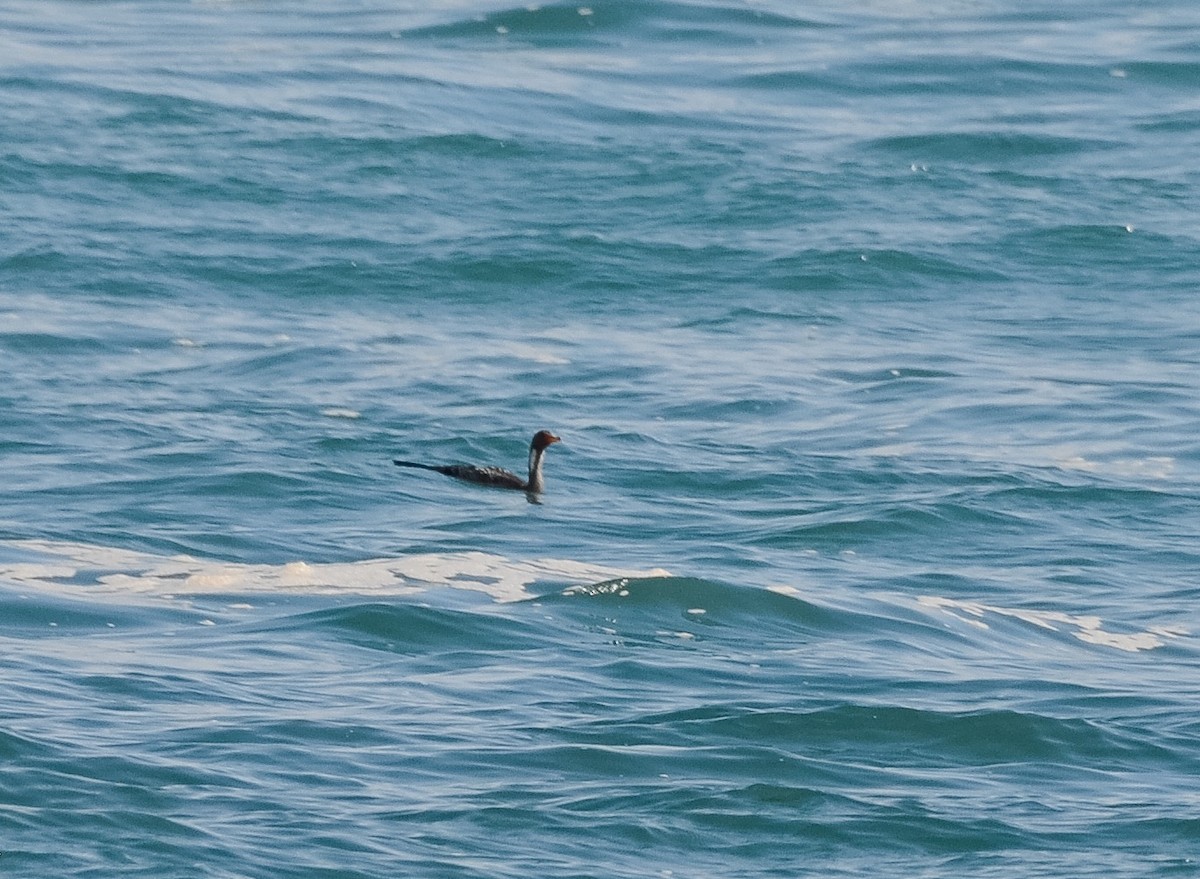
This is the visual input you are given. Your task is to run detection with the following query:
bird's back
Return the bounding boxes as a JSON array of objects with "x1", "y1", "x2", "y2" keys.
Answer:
[{"x1": 432, "y1": 463, "x2": 527, "y2": 490}]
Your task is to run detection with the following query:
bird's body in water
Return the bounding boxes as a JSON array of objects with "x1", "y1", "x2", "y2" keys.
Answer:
[{"x1": 394, "y1": 431, "x2": 561, "y2": 496}]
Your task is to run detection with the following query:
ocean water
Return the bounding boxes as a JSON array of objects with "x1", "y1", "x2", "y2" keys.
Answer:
[{"x1": 2, "y1": 0, "x2": 1200, "y2": 876}]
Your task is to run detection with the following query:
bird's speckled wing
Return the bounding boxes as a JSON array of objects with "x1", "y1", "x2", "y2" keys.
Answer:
[{"x1": 434, "y1": 464, "x2": 527, "y2": 490}]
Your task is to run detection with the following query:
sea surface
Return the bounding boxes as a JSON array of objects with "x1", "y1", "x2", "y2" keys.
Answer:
[{"x1": 2, "y1": 1, "x2": 1200, "y2": 876}]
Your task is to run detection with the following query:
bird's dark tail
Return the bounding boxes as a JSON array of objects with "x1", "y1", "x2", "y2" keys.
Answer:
[{"x1": 393, "y1": 460, "x2": 443, "y2": 472}]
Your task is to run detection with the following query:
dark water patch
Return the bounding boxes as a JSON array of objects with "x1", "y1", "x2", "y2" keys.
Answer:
[
  {"x1": 609, "y1": 703, "x2": 1161, "y2": 768},
  {"x1": 262, "y1": 131, "x2": 526, "y2": 167},
  {"x1": 864, "y1": 131, "x2": 1117, "y2": 164},
  {"x1": 759, "y1": 498, "x2": 1030, "y2": 549},
  {"x1": 0, "y1": 589, "x2": 153, "y2": 634},
  {"x1": 141, "y1": 468, "x2": 315, "y2": 505},
  {"x1": 0, "y1": 330, "x2": 112, "y2": 357},
  {"x1": 433, "y1": 251, "x2": 574, "y2": 286},
  {"x1": 862, "y1": 56, "x2": 1106, "y2": 97},
  {"x1": 0, "y1": 759, "x2": 264, "y2": 877},
  {"x1": 403, "y1": 0, "x2": 827, "y2": 45},
  {"x1": 764, "y1": 247, "x2": 1009, "y2": 292},
  {"x1": 679, "y1": 305, "x2": 845, "y2": 329},
  {"x1": 742, "y1": 56, "x2": 1106, "y2": 99},
  {"x1": 1120, "y1": 60, "x2": 1200, "y2": 88},
  {"x1": 6, "y1": 750, "x2": 240, "y2": 813},
  {"x1": 19, "y1": 68, "x2": 308, "y2": 129},
  {"x1": 0, "y1": 727, "x2": 55, "y2": 761},
  {"x1": 271, "y1": 601, "x2": 549, "y2": 657},
  {"x1": 101, "y1": 89, "x2": 278, "y2": 129},
  {"x1": 630, "y1": 0, "x2": 833, "y2": 42},
  {"x1": 1115, "y1": 815, "x2": 1200, "y2": 847},
  {"x1": 687, "y1": 786, "x2": 1030, "y2": 856},
  {"x1": 402, "y1": 131, "x2": 528, "y2": 159},
  {"x1": 403, "y1": 3, "x2": 606, "y2": 41},
  {"x1": 8, "y1": 135, "x2": 301, "y2": 225},
  {"x1": 1137, "y1": 109, "x2": 1200, "y2": 133},
  {"x1": 168, "y1": 716, "x2": 398, "y2": 755},
  {"x1": 996, "y1": 223, "x2": 1196, "y2": 277},
  {"x1": 986, "y1": 481, "x2": 1184, "y2": 520},
  {"x1": 729, "y1": 67, "x2": 855, "y2": 93}
]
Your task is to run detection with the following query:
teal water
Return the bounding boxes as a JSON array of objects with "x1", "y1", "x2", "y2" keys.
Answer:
[{"x1": 3, "y1": 1, "x2": 1200, "y2": 876}]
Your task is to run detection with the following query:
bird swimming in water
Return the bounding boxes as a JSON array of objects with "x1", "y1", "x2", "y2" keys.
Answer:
[{"x1": 394, "y1": 430, "x2": 562, "y2": 495}]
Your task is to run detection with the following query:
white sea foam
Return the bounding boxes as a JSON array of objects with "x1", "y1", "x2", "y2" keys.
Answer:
[
  {"x1": 0, "y1": 540, "x2": 669, "y2": 604},
  {"x1": 320, "y1": 407, "x2": 361, "y2": 419},
  {"x1": 918, "y1": 594, "x2": 1187, "y2": 653}
]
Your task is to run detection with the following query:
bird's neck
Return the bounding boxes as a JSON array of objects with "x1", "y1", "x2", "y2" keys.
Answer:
[{"x1": 526, "y1": 446, "x2": 546, "y2": 493}]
